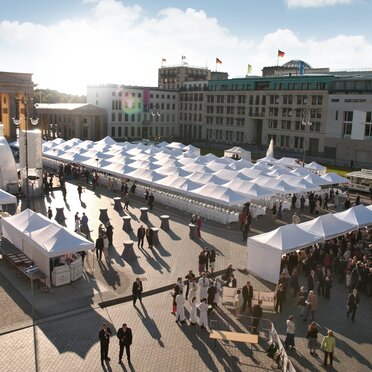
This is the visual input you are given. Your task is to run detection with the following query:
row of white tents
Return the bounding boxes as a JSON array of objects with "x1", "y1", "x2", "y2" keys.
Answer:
[
  {"x1": 13, "y1": 136, "x2": 350, "y2": 208},
  {"x1": 247, "y1": 205, "x2": 372, "y2": 283}
]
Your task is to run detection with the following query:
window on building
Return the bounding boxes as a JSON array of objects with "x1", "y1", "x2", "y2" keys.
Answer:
[
  {"x1": 335, "y1": 111, "x2": 338, "y2": 121},
  {"x1": 111, "y1": 127, "x2": 116, "y2": 137},
  {"x1": 344, "y1": 111, "x2": 353, "y2": 122},
  {"x1": 366, "y1": 112, "x2": 372, "y2": 123},
  {"x1": 364, "y1": 124, "x2": 372, "y2": 139},
  {"x1": 118, "y1": 113, "x2": 122, "y2": 122},
  {"x1": 118, "y1": 127, "x2": 122, "y2": 137},
  {"x1": 111, "y1": 113, "x2": 115, "y2": 122},
  {"x1": 343, "y1": 122, "x2": 352, "y2": 138}
]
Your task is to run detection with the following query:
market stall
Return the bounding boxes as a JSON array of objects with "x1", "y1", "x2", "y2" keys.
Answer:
[{"x1": 1, "y1": 209, "x2": 93, "y2": 287}]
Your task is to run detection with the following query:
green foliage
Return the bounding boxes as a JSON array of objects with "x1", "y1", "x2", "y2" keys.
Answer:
[{"x1": 34, "y1": 89, "x2": 86, "y2": 104}]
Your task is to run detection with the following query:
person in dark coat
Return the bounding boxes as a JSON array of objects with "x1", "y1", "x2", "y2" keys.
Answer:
[
  {"x1": 95, "y1": 236, "x2": 104, "y2": 261},
  {"x1": 148, "y1": 192, "x2": 154, "y2": 210},
  {"x1": 274, "y1": 283, "x2": 285, "y2": 313},
  {"x1": 132, "y1": 278, "x2": 143, "y2": 306},
  {"x1": 252, "y1": 300, "x2": 263, "y2": 334},
  {"x1": 117, "y1": 323, "x2": 133, "y2": 365},
  {"x1": 307, "y1": 270, "x2": 316, "y2": 291},
  {"x1": 137, "y1": 225, "x2": 145, "y2": 248},
  {"x1": 347, "y1": 288, "x2": 360, "y2": 322},
  {"x1": 242, "y1": 281, "x2": 253, "y2": 313},
  {"x1": 324, "y1": 274, "x2": 332, "y2": 299},
  {"x1": 207, "y1": 282, "x2": 217, "y2": 314},
  {"x1": 105, "y1": 222, "x2": 114, "y2": 246},
  {"x1": 99, "y1": 323, "x2": 112, "y2": 365},
  {"x1": 185, "y1": 270, "x2": 196, "y2": 300}
]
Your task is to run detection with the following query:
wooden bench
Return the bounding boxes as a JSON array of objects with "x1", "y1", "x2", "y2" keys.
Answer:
[{"x1": 209, "y1": 330, "x2": 258, "y2": 353}]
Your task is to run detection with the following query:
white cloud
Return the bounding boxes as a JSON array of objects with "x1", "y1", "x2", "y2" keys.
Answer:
[
  {"x1": 0, "y1": 0, "x2": 371, "y2": 94},
  {"x1": 286, "y1": 0, "x2": 353, "y2": 8}
]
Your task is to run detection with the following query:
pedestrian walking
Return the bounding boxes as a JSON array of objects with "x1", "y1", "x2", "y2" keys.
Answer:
[
  {"x1": 203, "y1": 249, "x2": 210, "y2": 272},
  {"x1": 197, "y1": 298, "x2": 209, "y2": 329},
  {"x1": 209, "y1": 250, "x2": 216, "y2": 274},
  {"x1": 185, "y1": 270, "x2": 196, "y2": 300},
  {"x1": 103, "y1": 235, "x2": 109, "y2": 262},
  {"x1": 292, "y1": 212, "x2": 301, "y2": 224},
  {"x1": 74, "y1": 212, "x2": 80, "y2": 232},
  {"x1": 306, "y1": 322, "x2": 319, "y2": 356},
  {"x1": 79, "y1": 250, "x2": 86, "y2": 266},
  {"x1": 145, "y1": 226, "x2": 153, "y2": 249},
  {"x1": 137, "y1": 225, "x2": 145, "y2": 248},
  {"x1": 272, "y1": 203, "x2": 277, "y2": 219},
  {"x1": 132, "y1": 278, "x2": 143, "y2": 306},
  {"x1": 324, "y1": 273, "x2": 332, "y2": 299},
  {"x1": 347, "y1": 288, "x2": 360, "y2": 322},
  {"x1": 171, "y1": 282, "x2": 181, "y2": 315},
  {"x1": 198, "y1": 251, "x2": 207, "y2": 275},
  {"x1": 77, "y1": 185, "x2": 83, "y2": 200},
  {"x1": 300, "y1": 195, "x2": 305, "y2": 211},
  {"x1": 233, "y1": 290, "x2": 242, "y2": 317},
  {"x1": 298, "y1": 286, "x2": 308, "y2": 317},
  {"x1": 189, "y1": 297, "x2": 198, "y2": 325},
  {"x1": 99, "y1": 323, "x2": 112, "y2": 365},
  {"x1": 207, "y1": 281, "x2": 217, "y2": 314},
  {"x1": 130, "y1": 181, "x2": 136, "y2": 194},
  {"x1": 175, "y1": 291, "x2": 186, "y2": 324},
  {"x1": 123, "y1": 193, "x2": 130, "y2": 211},
  {"x1": 196, "y1": 215, "x2": 202, "y2": 238},
  {"x1": 242, "y1": 281, "x2": 253, "y2": 313},
  {"x1": 117, "y1": 323, "x2": 132, "y2": 365},
  {"x1": 198, "y1": 272, "x2": 209, "y2": 300},
  {"x1": 81, "y1": 213, "x2": 89, "y2": 235},
  {"x1": 284, "y1": 315, "x2": 296, "y2": 350},
  {"x1": 274, "y1": 283, "x2": 285, "y2": 314},
  {"x1": 277, "y1": 202, "x2": 283, "y2": 219},
  {"x1": 321, "y1": 330, "x2": 336, "y2": 367},
  {"x1": 95, "y1": 235, "x2": 103, "y2": 261},
  {"x1": 148, "y1": 192, "x2": 154, "y2": 210},
  {"x1": 47, "y1": 206, "x2": 53, "y2": 219},
  {"x1": 106, "y1": 222, "x2": 113, "y2": 246},
  {"x1": 304, "y1": 290, "x2": 318, "y2": 322},
  {"x1": 98, "y1": 223, "x2": 105, "y2": 238},
  {"x1": 252, "y1": 300, "x2": 263, "y2": 334},
  {"x1": 187, "y1": 278, "x2": 197, "y2": 303}
]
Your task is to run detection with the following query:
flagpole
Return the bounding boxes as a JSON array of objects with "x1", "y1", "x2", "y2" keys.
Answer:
[
  {"x1": 277, "y1": 53, "x2": 279, "y2": 66},
  {"x1": 161, "y1": 59, "x2": 164, "y2": 68}
]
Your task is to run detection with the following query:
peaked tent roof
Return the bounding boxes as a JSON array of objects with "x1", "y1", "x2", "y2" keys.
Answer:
[
  {"x1": 320, "y1": 172, "x2": 350, "y2": 185},
  {"x1": 0, "y1": 188, "x2": 17, "y2": 204},
  {"x1": 298, "y1": 213, "x2": 357, "y2": 240},
  {"x1": 333, "y1": 205, "x2": 372, "y2": 227},
  {"x1": 305, "y1": 161, "x2": 327, "y2": 172},
  {"x1": 249, "y1": 224, "x2": 323, "y2": 252}
]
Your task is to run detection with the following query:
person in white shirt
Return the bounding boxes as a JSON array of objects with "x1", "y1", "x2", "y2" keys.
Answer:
[
  {"x1": 175, "y1": 291, "x2": 186, "y2": 324},
  {"x1": 103, "y1": 235, "x2": 109, "y2": 262},
  {"x1": 188, "y1": 278, "x2": 198, "y2": 303},
  {"x1": 197, "y1": 298, "x2": 209, "y2": 329},
  {"x1": 292, "y1": 212, "x2": 301, "y2": 224},
  {"x1": 189, "y1": 297, "x2": 198, "y2": 325},
  {"x1": 198, "y1": 273, "x2": 209, "y2": 300},
  {"x1": 284, "y1": 315, "x2": 296, "y2": 350}
]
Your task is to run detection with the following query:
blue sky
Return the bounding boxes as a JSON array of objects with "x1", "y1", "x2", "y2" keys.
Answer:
[{"x1": 1, "y1": 0, "x2": 371, "y2": 94}]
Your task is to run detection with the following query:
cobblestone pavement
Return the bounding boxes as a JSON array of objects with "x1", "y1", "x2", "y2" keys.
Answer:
[{"x1": 0, "y1": 179, "x2": 371, "y2": 371}]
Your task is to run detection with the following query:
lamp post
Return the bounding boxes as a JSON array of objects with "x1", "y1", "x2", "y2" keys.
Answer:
[
  {"x1": 13, "y1": 91, "x2": 39, "y2": 209},
  {"x1": 301, "y1": 110, "x2": 312, "y2": 167}
]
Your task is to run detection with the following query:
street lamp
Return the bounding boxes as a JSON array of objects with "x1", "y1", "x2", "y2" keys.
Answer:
[
  {"x1": 301, "y1": 110, "x2": 312, "y2": 166},
  {"x1": 13, "y1": 91, "x2": 39, "y2": 209}
]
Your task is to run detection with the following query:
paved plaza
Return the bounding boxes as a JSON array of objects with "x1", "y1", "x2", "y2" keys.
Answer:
[{"x1": 0, "y1": 179, "x2": 371, "y2": 371}]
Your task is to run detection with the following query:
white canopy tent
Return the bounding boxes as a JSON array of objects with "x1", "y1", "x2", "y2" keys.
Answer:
[
  {"x1": 321, "y1": 173, "x2": 351, "y2": 185},
  {"x1": 367, "y1": 205, "x2": 372, "y2": 211},
  {"x1": 305, "y1": 161, "x2": 327, "y2": 175},
  {"x1": 0, "y1": 188, "x2": 17, "y2": 205},
  {"x1": 1, "y1": 209, "x2": 93, "y2": 286},
  {"x1": 224, "y1": 146, "x2": 251, "y2": 162},
  {"x1": 247, "y1": 224, "x2": 323, "y2": 283}
]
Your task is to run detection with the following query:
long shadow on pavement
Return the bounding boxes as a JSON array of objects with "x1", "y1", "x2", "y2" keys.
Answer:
[{"x1": 134, "y1": 303, "x2": 164, "y2": 347}]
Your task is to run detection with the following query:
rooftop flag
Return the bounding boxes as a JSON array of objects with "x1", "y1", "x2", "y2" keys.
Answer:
[
  {"x1": 216, "y1": 57, "x2": 222, "y2": 64},
  {"x1": 162, "y1": 58, "x2": 167, "y2": 62},
  {"x1": 278, "y1": 50, "x2": 285, "y2": 57}
]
